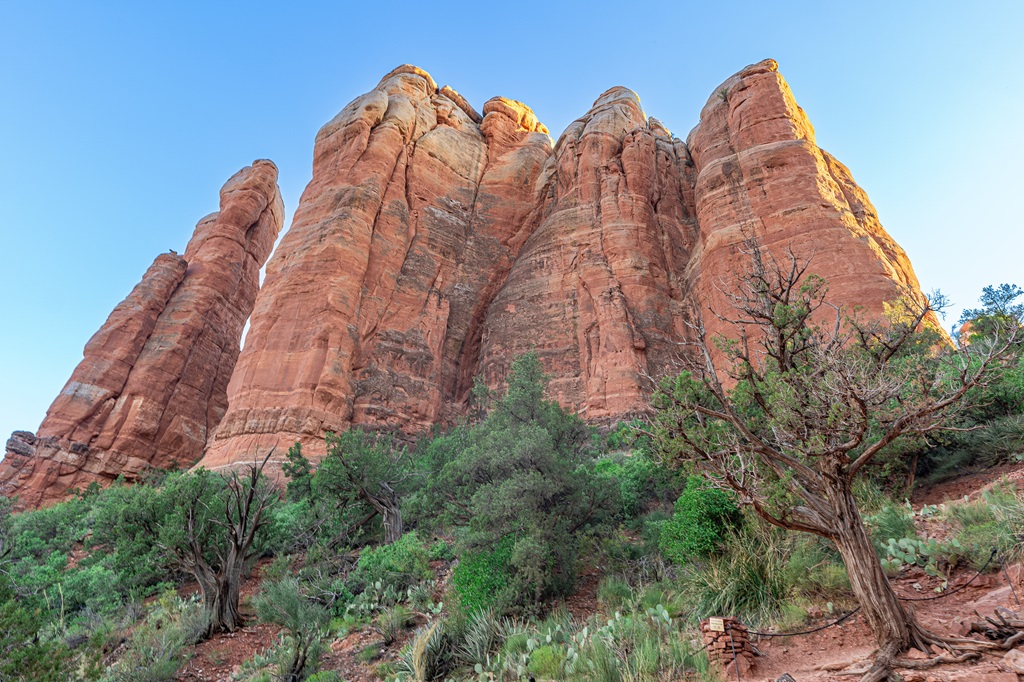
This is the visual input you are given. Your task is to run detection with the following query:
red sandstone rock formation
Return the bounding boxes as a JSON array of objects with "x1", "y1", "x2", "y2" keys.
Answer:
[
  {"x1": 685, "y1": 60, "x2": 926, "y2": 350},
  {"x1": 201, "y1": 67, "x2": 554, "y2": 468},
  {"x1": 3, "y1": 60, "x2": 935, "y2": 499},
  {"x1": 0, "y1": 161, "x2": 283, "y2": 506},
  {"x1": 199, "y1": 60, "x2": 930, "y2": 471},
  {"x1": 475, "y1": 88, "x2": 698, "y2": 420}
]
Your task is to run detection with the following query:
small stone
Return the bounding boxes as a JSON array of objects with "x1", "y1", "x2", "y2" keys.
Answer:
[
  {"x1": 724, "y1": 654, "x2": 752, "y2": 678},
  {"x1": 1002, "y1": 647, "x2": 1024, "y2": 673}
]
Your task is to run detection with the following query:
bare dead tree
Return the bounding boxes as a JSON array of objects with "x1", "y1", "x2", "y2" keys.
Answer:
[
  {"x1": 651, "y1": 237, "x2": 1019, "y2": 681},
  {"x1": 160, "y1": 450, "x2": 277, "y2": 635}
]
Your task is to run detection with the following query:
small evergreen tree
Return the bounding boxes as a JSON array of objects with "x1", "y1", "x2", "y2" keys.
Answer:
[
  {"x1": 431, "y1": 353, "x2": 617, "y2": 614},
  {"x1": 155, "y1": 453, "x2": 277, "y2": 635},
  {"x1": 313, "y1": 429, "x2": 412, "y2": 545},
  {"x1": 652, "y1": 239, "x2": 1018, "y2": 680}
]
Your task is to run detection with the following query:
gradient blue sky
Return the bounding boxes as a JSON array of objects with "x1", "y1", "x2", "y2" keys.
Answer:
[{"x1": 1, "y1": 1, "x2": 1022, "y2": 445}]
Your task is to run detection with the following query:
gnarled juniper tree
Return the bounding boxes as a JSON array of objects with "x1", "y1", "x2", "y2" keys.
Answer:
[
  {"x1": 652, "y1": 238, "x2": 1018, "y2": 681},
  {"x1": 157, "y1": 452, "x2": 277, "y2": 635}
]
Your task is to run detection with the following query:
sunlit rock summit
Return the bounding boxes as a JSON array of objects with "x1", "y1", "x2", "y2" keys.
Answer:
[{"x1": 1, "y1": 60, "x2": 926, "y2": 506}]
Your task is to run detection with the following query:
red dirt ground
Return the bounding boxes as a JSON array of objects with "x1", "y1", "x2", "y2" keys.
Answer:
[
  {"x1": 752, "y1": 462, "x2": 1024, "y2": 682},
  {"x1": 170, "y1": 463, "x2": 1024, "y2": 681}
]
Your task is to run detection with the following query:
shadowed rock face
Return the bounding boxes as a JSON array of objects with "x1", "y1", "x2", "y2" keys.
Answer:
[
  {"x1": 4, "y1": 60, "x2": 932, "y2": 502},
  {"x1": 0, "y1": 161, "x2": 284, "y2": 506}
]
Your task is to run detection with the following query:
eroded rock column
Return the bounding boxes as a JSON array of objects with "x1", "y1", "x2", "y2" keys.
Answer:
[{"x1": 0, "y1": 160, "x2": 283, "y2": 507}]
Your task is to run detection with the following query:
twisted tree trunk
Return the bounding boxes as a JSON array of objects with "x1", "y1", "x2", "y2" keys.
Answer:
[{"x1": 371, "y1": 482, "x2": 403, "y2": 545}]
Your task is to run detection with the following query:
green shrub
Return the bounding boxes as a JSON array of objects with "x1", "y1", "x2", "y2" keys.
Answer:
[
  {"x1": 351, "y1": 532, "x2": 431, "y2": 591},
  {"x1": 944, "y1": 482, "x2": 1024, "y2": 568},
  {"x1": 659, "y1": 476, "x2": 741, "y2": 563},
  {"x1": 428, "y1": 353, "x2": 618, "y2": 616},
  {"x1": 452, "y1": 537, "x2": 515, "y2": 615},
  {"x1": 60, "y1": 562, "x2": 123, "y2": 615},
  {"x1": 252, "y1": 577, "x2": 332, "y2": 681},
  {"x1": 8, "y1": 496, "x2": 90, "y2": 561},
  {"x1": 374, "y1": 605, "x2": 413, "y2": 644},
  {"x1": 596, "y1": 576, "x2": 632, "y2": 611},
  {"x1": 866, "y1": 502, "x2": 917, "y2": 554},
  {"x1": 428, "y1": 539, "x2": 454, "y2": 562},
  {"x1": 0, "y1": 585, "x2": 72, "y2": 681},
  {"x1": 785, "y1": 537, "x2": 851, "y2": 602},
  {"x1": 282, "y1": 442, "x2": 314, "y2": 502},
  {"x1": 528, "y1": 644, "x2": 565, "y2": 677},
  {"x1": 393, "y1": 619, "x2": 450, "y2": 681},
  {"x1": 105, "y1": 592, "x2": 208, "y2": 682},
  {"x1": 88, "y1": 478, "x2": 175, "y2": 597},
  {"x1": 595, "y1": 450, "x2": 673, "y2": 518}
]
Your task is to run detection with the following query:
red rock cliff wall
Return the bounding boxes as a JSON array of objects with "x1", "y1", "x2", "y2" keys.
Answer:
[
  {"x1": 1, "y1": 161, "x2": 283, "y2": 506},
  {"x1": 4, "y1": 60, "x2": 934, "y2": 495},
  {"x1": 684, "y1": 60, "x2": 926, "y2": 350},
  {"x1": 476, "y1": 87, "x2": 698, "y2": 419},
  {"x1": 195, "y1": 60, "x2": 932, "y2": 472},
  {"x1": 201, "y1": 67, "x2": 553, "y2": 468}
]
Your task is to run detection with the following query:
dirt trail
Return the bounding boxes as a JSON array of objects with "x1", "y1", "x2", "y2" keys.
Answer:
[{"x1": 754, "y1": 462, "x2": 1024, "y2": 681}]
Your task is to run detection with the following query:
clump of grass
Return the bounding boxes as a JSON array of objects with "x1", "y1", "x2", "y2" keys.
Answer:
[
  {"x1": 944, "y1": 481, "x2": 1024, "y2": 568},
  {"x1": 393, "y1": 619, "x2": 448, "y2": 682},
  {"x1": 596, "y1": 576, "x2": 632, "y2": 611},
  {"x1": 374, "y1": 604, "x2": 413, "y2": 645},
  {"x1": 676, "y1": 524, "x2": 791, "y2": 627},
  {"x1": 785, "y1": 536, "x2": 851, "y2": 604},
  {"x1": 106, "y1": 592, "x2": 208, "y2": 682},
  {"x1": 452, "y1": 608, "x2": 502, "y2": 668}
]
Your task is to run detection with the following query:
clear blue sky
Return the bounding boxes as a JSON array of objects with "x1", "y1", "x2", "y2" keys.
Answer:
[{"x1": 1, "y1": 1, "x2": 1021, "y2": 445}]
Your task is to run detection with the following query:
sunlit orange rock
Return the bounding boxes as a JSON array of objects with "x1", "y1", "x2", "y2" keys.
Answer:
[
  {"x1": 0, "y1": 161, "x2": 283, "y2": 506},
  {"x1": 200, "y1": 68, "x2": 554, "y2": 468},
  {"x1": 3, "y1": 61, "x2": 934, "y2": 495},
  {"x1": 685, "y1": 60, "x2": 927, "y2": 352},
  {"x1": 199, "y1": 61, "x2": 930, "y2": 473}
]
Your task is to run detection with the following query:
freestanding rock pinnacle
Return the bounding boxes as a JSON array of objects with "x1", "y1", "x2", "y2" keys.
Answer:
[{"x1": 0, "y1": 160, "x2": 284, "y2": 506}]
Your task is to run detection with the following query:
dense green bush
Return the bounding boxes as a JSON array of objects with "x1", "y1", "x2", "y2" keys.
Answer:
[
  {"x1": 595, "y1": 450, "x2": 677, "y2": 519},
  {"x1": 350, "y1": 531, "x2": 431, "y2": 591},
  {"x1": 0, "y1": 584, "x2": 72, "y2": 681},
  {"x1": 103, "y1": 592, "x2": 208, "y2": 682},
  {"x1": 451, "y1": 536, "x2": 514, "y2": 614},
  {"x1": 659, "y1": 476, "x2": 741, "y2": 563},
  {"x1": 429, "y1": 353, "x2": 617, "y2": 615},
  {"x1": 252, "y1": 577, "x2": 332, "y2": 681},
  {"x1": 88, "y1": 478, "x2": 176, "y2": 597}
]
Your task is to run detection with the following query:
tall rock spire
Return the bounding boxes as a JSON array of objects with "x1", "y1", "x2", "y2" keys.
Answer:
[
  {"x1": 200, "y1": 66, "x2": 554, "y2": 469},
  {"x1": 475, "y1": 86, "x2": 699, "y2": 419},
  {"x1": 0, "y1": 160, "x2": 284, "y2": 507},
  {"x1": 684, "y1": 60, "x2": 927, "y2": 349}
]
